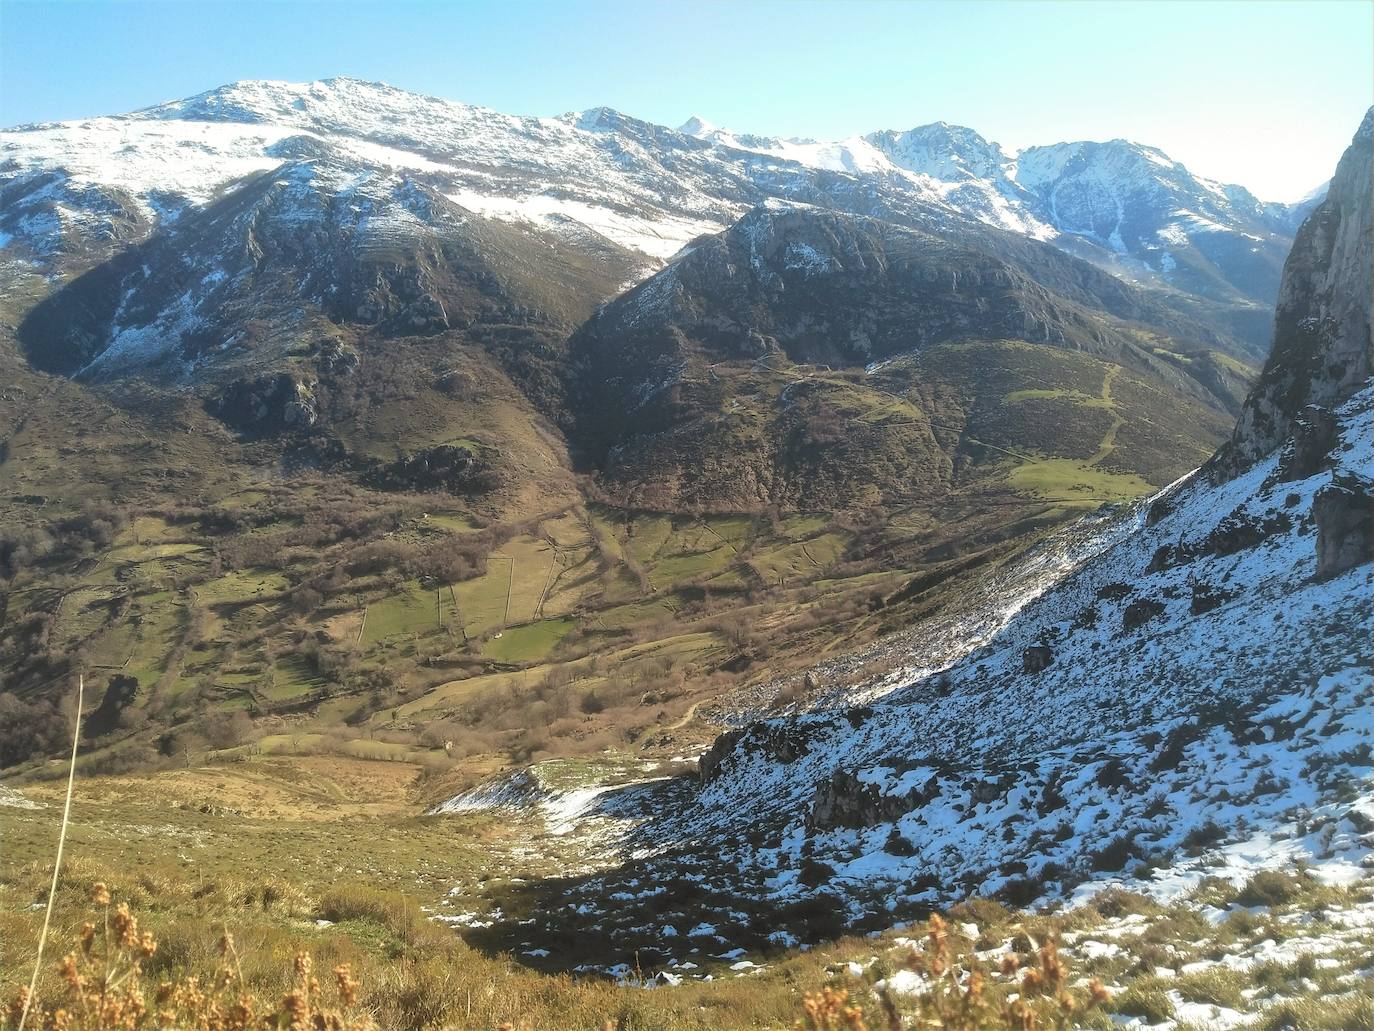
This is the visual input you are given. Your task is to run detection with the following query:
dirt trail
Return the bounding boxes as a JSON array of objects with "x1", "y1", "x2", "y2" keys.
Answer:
[
  {"x1": 666, "y1": 699, "x2": 705, "y2": 731},
  {"x1": 1087, "y1": 365, "x2": 1123, "y2": 467},
  {"x1": 534, "y1": 547, "x2": 560, "y2": 618},
  {"x1": 697, "y1": 519, "x2": 738, "y2": 555}
]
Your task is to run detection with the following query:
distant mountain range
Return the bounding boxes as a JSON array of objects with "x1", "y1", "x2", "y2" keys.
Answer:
[
  {"x1": 0, "y1": 77, "x2": 1302, "y2": 515},
  {"x1": 1, "y1": 78, "x2": 1318, "y2": 359}
]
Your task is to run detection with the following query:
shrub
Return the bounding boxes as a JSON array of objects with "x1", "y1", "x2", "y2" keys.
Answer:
[
  {"x1": 1174, "y1": 968, "x2": 1245, "y2": 1009},
  {"x1": 801, "y1": 914, "x2": 1111, "y2": 1031},
  {"x1": 1110, "y1": 982, "x2": 1175, "y2": 1024},
  {"x1": 1236, "y1": 869, "x2": 1310, "y2": 909},
  {"x1": 0, "y1": 692, "x2": 71, "y2": 767},
  {"x1": 1257, "y1": 996, "x2": 1374, "y2": 1031},
  {"x1": 1089, "y1": 835, "x2": 1136, "y2": 872}
]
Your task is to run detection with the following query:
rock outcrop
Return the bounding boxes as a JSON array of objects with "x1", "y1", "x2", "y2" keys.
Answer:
[
  {"x1": 209, "y1": 373, "x2": 317, "y2": 436},
  {"x1": 367, "y1": 444, "x2": 501, "y2": 494},
  {"x1": 809, "y1": 769, "x2": 933, "y2": 831},
  {"x1": 1277, "y1": 405, "x2": 1339, "y2": 481},
  {"x1": 698, "y1": 728, "x2": 744, "y2": 783},
  {"x1": 1223, "y1": 108, "x2": 1373, "y2": 470}
]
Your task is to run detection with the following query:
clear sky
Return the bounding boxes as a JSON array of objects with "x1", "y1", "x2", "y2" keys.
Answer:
[{"x1": 2, "y1": 0, "x2": 1370, "y2": 201}]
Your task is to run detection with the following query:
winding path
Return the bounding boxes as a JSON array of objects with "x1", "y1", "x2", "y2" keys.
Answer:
[{"x1": 1087, "y1": 364, "x2": 1123, "y2": 468}]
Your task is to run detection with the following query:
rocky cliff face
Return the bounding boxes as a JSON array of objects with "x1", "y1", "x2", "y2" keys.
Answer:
[{"x1": 1224, "y1": 108, "x2": 1374, "y2": 469}]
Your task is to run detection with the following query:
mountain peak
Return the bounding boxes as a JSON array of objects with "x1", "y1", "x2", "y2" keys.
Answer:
[
  {"x1": 678, "y1": 115, "x2": 717, "y2": 137},
  {"x1": 864, "y1": 120, "x2": 1009, "y2": 181},
  {"x1": 135, "y1": 76, "x2": 479, "y2": 130}
]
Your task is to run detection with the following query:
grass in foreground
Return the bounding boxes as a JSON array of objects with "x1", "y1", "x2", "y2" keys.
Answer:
[{"x1": 6, "y1": 884, "x2": 1115, "y2": 1031}]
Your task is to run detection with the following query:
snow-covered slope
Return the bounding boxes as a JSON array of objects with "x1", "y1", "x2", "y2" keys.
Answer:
[
  {"x1": 688, "y1": 384, "x2": 1372, "y2": 887},
  {"x1": 2, "y1": 78, "x2": 1304, "y2": 310},
  {"x1": 431, "y1": 107, "x2": 1374, "y2": 960},
  {"x1": 679, "y1": 112, "x2": 1306, "y2": 304},
  {"x1": 1015, "y1": 139, "x2": 1300, "y2": 303}
]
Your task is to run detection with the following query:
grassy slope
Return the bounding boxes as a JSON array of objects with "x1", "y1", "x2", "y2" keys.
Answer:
[
  {"x1": 3, "y1": 758, "x2": 1368, "y2": 1030},
  {"x1": 592, "y1": 338, "x2": 1244, "y2": 514}
]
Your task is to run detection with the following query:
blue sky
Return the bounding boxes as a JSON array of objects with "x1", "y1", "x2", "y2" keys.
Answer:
[{"x1": 2, "y1": 0, "x2": 1370, "y2": 200}]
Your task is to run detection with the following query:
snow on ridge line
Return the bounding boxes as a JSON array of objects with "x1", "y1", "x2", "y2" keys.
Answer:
[
  {"x1": 2, "y1": 77, "x2": 1296, "y2": 279},
  {"x1": 443, "y1": 187, "x2": 727, "y2": 261}
]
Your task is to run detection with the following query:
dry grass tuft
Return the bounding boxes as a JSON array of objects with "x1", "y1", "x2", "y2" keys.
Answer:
[
  {"x1": 3, "y1": 883, "x2": 369, "y2": 1031},
  {"x1": 2, "y1": 883, "x2": 374, "y2": 1031}
]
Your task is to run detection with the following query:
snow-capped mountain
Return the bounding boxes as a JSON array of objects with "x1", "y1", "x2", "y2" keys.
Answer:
[
  {"x1": 438, "y1": 108, "x2": 1374, "y2": 958},
  {"x1": 1015, "y1": 138, "x2": 1303, "y2": 304},
  {"x1": 1, "y1": 77, "x2": 1306, "y2": 339},
  {"x1": 6, "y1": 77, "x2": 1291, "y2": 516},
  {"x1": 679, "y1": 112, "x2": 1309, "y2": 307}
]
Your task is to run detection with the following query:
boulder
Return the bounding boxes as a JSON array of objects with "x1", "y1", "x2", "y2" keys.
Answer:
[
  {"x1": 1313, "y1": 474, "x2": 1374, "y2": 580},
  {"x1": 809, "y1": 770, "x2": 917, "y2": 831}
]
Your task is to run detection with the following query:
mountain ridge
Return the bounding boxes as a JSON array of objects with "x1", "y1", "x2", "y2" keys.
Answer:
[
  {"x1": 3, "y1": 77, "x2": 1273, "y2": 516},
  {"x1": 1, "y1": 77, "x2": 1308, "y2": 327}
]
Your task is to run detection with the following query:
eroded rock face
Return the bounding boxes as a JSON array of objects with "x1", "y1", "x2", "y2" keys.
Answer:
[
  {"x1": 1314, "y1": 473, "x2": 1374, "y2": 580},
  {"x1": 698, "y1": 728, "x2": 745, "y2": 783},
  {"x1": 1224, "y1": 108, "x2": 1373, "y2": 470},
  {"x1": 809, "y1": 769, "x2": 938, "y2": 831},
  {"x1": 353, "y1": 264, "x2": 450, "y2": 335},
  {"x1": 698, "y1": 721, "x2": 819, "y2": 784},
  {"x1": 1277, "y1": 405, "x2": 1338, "y2": 482},
  {"x1": 311, "y1": 338, "x2": 359, "y2": 375}
]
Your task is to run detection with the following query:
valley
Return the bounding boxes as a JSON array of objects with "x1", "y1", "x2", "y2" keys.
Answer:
[{"x1": 0, "y1": 66, "x2": 1370, "y2": 1031}]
